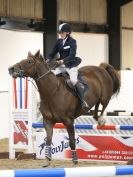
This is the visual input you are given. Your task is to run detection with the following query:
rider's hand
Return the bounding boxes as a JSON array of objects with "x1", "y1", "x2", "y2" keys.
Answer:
[
  {"x1": 56, "y1": 60, "x2": 64, "y2": 65},
  {"x1": 60, "y1": 60, "x2": 64, "y2": 64},
  {"x1": 46, "y1": 59, "x2": 50, "y2": 63}
]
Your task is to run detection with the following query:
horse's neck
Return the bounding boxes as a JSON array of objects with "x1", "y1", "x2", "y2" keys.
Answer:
[{"x1": 35, "y1": 63, "x2": 60, "y2": 98}]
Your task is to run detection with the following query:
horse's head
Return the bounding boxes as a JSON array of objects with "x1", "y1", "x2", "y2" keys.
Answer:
[{"x1": 8, "y1": 50, "x2": 45, "y2": 79}]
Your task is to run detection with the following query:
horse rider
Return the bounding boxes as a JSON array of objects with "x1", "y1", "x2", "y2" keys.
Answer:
[{"x1": 46, "y1": 23, "x2": 89, "y2": 109}]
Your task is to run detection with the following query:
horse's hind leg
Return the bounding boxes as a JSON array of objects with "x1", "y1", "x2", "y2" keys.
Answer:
[
  {"x1": 64, "y1": 120, "x2": 78, "y2": 165},
  {"x1": 93, "y1": 101, "x2": 106, "y2": 125},
  {"x1": 93, "y1": 100, "x2": 100, "y2": 121},
  {"x1": 98, "y1": 105, "x2": 107, "y2": 125},
  {"x1": 43, "y1": 119, "x2": 54, "y2": 167}
]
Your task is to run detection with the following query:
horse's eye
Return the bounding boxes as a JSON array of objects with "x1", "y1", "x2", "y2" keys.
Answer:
[{"x1": 27, "y1": 60, "x2": 32, "y2": 64}]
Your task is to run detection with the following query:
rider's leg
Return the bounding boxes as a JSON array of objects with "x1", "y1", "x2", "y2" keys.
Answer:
[
  {"x1": 66, "y1": 67, "x2": 78, "y2": 86},
  {"x1": 66, "y1": 67, "x2": 89, "y2": 108},
  {"x1": 75, "y1": 81, "x2": 89, "y2": 108}
]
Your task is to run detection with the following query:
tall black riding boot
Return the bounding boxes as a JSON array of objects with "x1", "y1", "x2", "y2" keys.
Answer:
[{"x1": 75, "y1": 82, "x2": 89, "y2": 109}]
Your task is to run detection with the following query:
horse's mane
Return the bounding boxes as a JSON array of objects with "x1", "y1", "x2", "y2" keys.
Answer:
[{"x1": 99, "y1": 62, "x2": 121, "y2": 95}]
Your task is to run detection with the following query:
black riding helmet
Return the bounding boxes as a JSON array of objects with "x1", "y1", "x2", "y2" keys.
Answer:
[{"x1": 58, "y1": 23, "x2": 71, "y2": 33}]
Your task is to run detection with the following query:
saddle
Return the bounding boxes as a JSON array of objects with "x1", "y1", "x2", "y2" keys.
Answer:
[{"x1": 57, "y1": 71, "x2": 89, "y2": 95}]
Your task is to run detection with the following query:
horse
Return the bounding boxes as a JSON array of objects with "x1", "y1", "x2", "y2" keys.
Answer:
[{"x1": 8, "y1": 50, "x2": 120, "y2": 166}]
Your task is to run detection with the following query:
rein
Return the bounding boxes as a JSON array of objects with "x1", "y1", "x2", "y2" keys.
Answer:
[
  {"x1": 36, "y1": 64, "x2": 57, "y2": 81},
  {"x1": 28, "y1": 64, "x2": 57, "y2": 91}
]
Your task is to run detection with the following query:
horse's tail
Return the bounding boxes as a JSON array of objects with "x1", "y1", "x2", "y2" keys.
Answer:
[{"x1": 99, "y1": 62, "x2": 121, "y2": 95}]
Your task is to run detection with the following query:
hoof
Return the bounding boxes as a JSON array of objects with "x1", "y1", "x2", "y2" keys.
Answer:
[
  {"x1": 72, "y1": 160, "x2": 78, "y2": 165},
  {"x1": 98, "y1": 117, "x2": 106, "y2": 126},
  {"x1": 93, "y1": 116, "x2": 98, "y2": 122},
  {"x1": 42, "y1": 160, "x2": 50, "y2": 167},
  {"x1": 45, "y1": 155, "x2": 52, "y2": 161}
]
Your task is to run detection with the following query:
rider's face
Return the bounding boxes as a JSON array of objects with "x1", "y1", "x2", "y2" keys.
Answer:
[{"x1": 59, "y1": 32, "x2": 69, "y2": 39}]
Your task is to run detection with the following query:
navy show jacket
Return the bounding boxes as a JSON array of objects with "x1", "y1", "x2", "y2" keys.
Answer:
[{"x1": 48, "y1": 36, "x2": 81, "y2": 68}]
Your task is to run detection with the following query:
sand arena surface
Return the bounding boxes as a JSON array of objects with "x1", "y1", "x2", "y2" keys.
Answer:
[{"x1": 0, "y1": 138, "x2": 130, "y2": 177}]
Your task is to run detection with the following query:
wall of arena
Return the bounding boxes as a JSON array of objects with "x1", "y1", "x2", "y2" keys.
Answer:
[{"x1": 0, "y1": 29, "x2": 43, "y2": 139}]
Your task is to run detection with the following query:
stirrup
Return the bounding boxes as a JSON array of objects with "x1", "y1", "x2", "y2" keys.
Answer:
[{"x1": 81, "y1": 101, "x2": 89, "y2": 108}]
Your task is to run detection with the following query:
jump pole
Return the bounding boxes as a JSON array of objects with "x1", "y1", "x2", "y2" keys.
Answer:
[
  {"x1": 32, "y1": 123, "x2": 133, "y2": 131},
  {"x1": 0, "y1": 165, "x2": 133, "y2": 177}
]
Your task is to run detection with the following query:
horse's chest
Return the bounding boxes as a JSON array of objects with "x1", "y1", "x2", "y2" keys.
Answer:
[{"x1": 40, "y1": 102, "x2": 62, "y2": 121}]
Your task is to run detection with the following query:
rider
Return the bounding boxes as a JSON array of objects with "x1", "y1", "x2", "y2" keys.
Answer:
[{"x1": 46, "y1": 23, "x2": 89, "y2": 109}]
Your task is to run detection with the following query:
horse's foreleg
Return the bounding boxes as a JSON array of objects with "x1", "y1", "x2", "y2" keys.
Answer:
[
  {"x1": 45, "y1": 125, "x2": 53, "y2": 161},
  {"x1": 65, "y1": 121, "x2": 78, "y2": 165},
  {"x1": 43, "y1": 119, "x2": 54, "y2": 167}
]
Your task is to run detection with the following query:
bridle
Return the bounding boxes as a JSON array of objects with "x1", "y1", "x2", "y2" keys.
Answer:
[
  {"x1": 29, "y1": 61, "x2": 59, "y2": 92},
  {"x1": 27, "y1": 60, "x2": 57, "y2": 91},
  {"x1": 19, "y1": 56, "x2": 57, "y2": 81}
]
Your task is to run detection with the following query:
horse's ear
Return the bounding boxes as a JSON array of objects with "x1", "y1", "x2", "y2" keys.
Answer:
[
  {"x1": 34, "y1": 50, "x2": 40, "y2": 58},
  {"x1": 28, "y1": 51, "x2": 32, "y2": 57}
]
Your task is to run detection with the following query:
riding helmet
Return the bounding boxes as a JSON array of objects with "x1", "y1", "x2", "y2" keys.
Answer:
[{"x1": 58, "y1": 23, "x2": 71, "y2": 33}]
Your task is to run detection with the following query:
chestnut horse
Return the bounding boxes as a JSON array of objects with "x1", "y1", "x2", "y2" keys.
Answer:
[{"x1": 8, "y1": 50, "x2": 120, "y2": 166}]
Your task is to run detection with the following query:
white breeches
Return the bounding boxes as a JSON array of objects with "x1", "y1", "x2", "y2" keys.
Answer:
[{"x1": 52, "y1": 64, "x2": 78, "y2": 85}]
